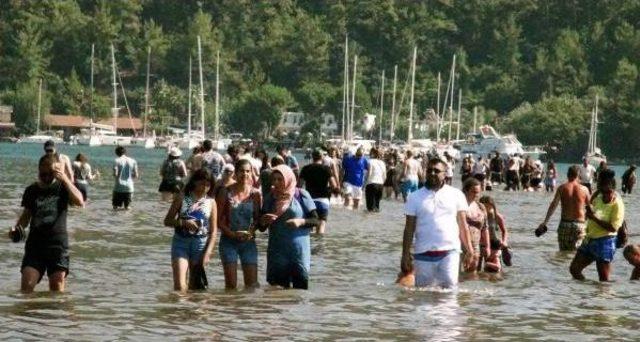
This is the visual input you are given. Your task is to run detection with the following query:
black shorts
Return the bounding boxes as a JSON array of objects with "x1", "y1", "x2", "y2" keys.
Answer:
[
  {"x1": 112, "y1": 191, "x2": 132, "y2": 208},
  {"x1": 21, "y1": 245, "x2": 69, "y2": 282},
  {"x1": 158, "y1": 180, "x2": 183, "y2": 193}
]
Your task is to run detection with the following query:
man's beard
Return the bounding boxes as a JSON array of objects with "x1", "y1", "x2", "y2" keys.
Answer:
[{"x1": 425, "y1": 177, "x2": 443, "y2": 189}]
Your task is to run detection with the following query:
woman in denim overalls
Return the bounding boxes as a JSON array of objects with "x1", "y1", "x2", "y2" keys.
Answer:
[{"x1": 218, "y1": 159, "x2": 261, "y2": 289}]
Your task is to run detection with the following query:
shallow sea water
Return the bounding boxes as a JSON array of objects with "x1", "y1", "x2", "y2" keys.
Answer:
[{"x1": 0, "y1": 142, "x2": 638, "y2": 341}]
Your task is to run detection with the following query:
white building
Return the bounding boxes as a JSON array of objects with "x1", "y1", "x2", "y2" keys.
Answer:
[
  {"x1": 279, "y1": 111, "x2": 305, "y2": 134},
  {"x1": 320, "y1": 113, "x2": 338, "y2": 135}
]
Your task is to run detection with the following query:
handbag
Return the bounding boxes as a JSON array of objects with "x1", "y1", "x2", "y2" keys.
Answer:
[
  {"x1": 616, "y1": 220, "x2": 628, "y2": 249},
  {"x1": 190, "y1": 264, "x2": 208, "y2": 290}
]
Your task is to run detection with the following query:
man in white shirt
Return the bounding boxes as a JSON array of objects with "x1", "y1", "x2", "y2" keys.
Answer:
[
  {"x1": 112, "y1": 146, "x2": 139, "y2": 210},
  {"x1": 578, "y1": 157, "x2": 596, "y2": 193},
  {"x1": 401, "y1": 158, "x2": 474, "y2": 288}
]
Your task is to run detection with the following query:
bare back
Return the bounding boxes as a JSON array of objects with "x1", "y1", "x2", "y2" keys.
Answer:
[{"x1": 558, "y1": 180, "x2": 589, "y2": 221}]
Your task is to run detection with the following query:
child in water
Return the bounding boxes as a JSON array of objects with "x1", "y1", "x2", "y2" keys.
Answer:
[{"x1": 479, "y1": 196, "x2": 510, "y2": 272}]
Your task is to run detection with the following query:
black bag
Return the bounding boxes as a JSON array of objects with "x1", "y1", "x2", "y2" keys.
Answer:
[{"x1": 616, "y1": 220, "x2": 628, "y2": 249}]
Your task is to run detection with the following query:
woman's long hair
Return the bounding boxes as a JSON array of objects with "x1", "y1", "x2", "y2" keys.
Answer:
[
  {"x1": 183, "y1": 168, "x2": 213, "y2": 195},
  {"x1": 479, "y1": 195, "x2": 498, "y2": 217}
]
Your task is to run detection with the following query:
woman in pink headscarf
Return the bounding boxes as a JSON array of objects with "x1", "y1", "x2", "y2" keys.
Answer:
[{"x1": 258, "y1": 164, "x2": 319, "y2": 289}]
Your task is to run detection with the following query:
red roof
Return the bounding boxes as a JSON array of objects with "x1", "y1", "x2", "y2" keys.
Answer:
[
  {"x1": 96, "y1": 117, "x2": 143, "y2": 130},
  {"x1": 44, "y1": 114, "x2": 91, "y2": 128}
]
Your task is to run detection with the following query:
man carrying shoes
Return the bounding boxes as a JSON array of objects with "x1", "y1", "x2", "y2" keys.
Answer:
[{"x1": 400, "y1": 158, "x2": 474, "y2": 289}]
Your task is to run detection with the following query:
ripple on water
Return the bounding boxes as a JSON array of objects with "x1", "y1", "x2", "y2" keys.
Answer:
[{"x1": 1, "y1": 143, "x2": 640, "y2": 339}]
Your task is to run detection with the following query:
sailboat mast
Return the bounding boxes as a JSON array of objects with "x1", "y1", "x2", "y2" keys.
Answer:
[
  {"x1": 111, "y1": 44, "x2": 118, "y2": 132},
  {"x1": 378, "y1": 70, "x2": 385, "y2": 142},
  {"x1": 36, "y1": 78, "x2": 42, "y2": 133},
  {"x1": 90, "y1": 44, "x2": 94, "y2": 121},
  {"x1": 456, "y1": 89, "x2": 462, "y2": 141},
  {"x1": 407, "y1": 46, "x2": 417, "y2": 142},
  {"x1": 215, "y1": 50, "x2": 220, "y2": 141},
  {"x1": 187, "y1": 57, "x2": 192, "y2": 137},
  {"x1": 436, "y1": 72, "x2": 441, "y2": 141},
  {"x1": 342, "y1": 35, "x2": 349, "y2": 142},
  {"x1": 447, "y1": 55, "x2": 456, "y2": 141},
  {"x1": 144, "y1": 46, "x2": 151, "y2": 138},
  {"x1": 390, "y1": 65, "x2": 398, "y2": 141},
  {"x1": 197, "y1": 36, "x2": 205, "y2": 138},
  {"x1": 473, "y1": 106, "x2": 477, "y2": 133},
  {"x1": 350, "y1": 54, "x2": 358, "y2": 142},
  {"x1": 593, "y1": 95, "x2": 598, "y2": 153}
]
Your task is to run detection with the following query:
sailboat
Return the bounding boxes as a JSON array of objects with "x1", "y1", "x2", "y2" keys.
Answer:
[
  {"x1": 19, "y1": 79, "x2": 64, "y2": 144},
  {"x1": 585, "y1": 95, "x2": 606, "y2": 166},
  {"x1": 100, "y1": 44, "x2": 132, "y2": 146},
  {"x1": 76, "y1": 44, "x2": 103, "y2": 146},
  {"x1": 131, "y1": 46, "x2": 156, "y2": 149},
  {"x1": 178, "y1": 55, "x2": 202, "y2": 150}
]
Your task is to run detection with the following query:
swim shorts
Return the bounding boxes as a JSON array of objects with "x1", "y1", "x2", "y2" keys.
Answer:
[
  {"x1": 21, "y1": 245, "x2": 69, "y2": 282},
  {"x1": 578, "y1": 236, "x2": 616, "y2": 263},
  {"x1": 401, "y1": 179, "x2": 419, "y2": 196},
  {"x1": 342, "y1": 182, "x2": 363, "y2": 199},
  {"x1": 112, "y1": 191, "x2": 132, "y2": 208},
  {"x1": 557, "y1": 220, "x2": 586, "y2": 251}
]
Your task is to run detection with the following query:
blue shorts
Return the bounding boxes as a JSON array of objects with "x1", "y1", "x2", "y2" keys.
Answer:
[
  {"x1": 401, "y1": 179, "x2": 419, "y2": 196},
  {"x1": 219, "y1": 236, "x2": 258, "y2": 265},
  {"x1": 171, "y1": 234, "x2": 207, "y2": 262},
  {"x1": 313, "y1": 199, "x2": 329, "y2": 220},
  {"x1": 578, "y1": 236, "x2": 616, "y2": 263}
]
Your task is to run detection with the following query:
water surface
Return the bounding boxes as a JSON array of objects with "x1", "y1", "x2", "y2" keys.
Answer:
[{"x1": 0, "y1": 143, "x2": 638, "y2": 340}]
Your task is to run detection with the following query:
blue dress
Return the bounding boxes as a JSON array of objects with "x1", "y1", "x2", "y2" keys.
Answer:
[{"x1": 263, "y1": 189, "x2": 316, "y2": 289}]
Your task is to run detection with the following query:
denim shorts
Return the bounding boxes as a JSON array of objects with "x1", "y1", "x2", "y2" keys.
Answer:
[
  {"x1": 219, "y1": 236, "x2": 258, "y2": 265},
  {"x1": 578, "y1": 236, "x2": 616, "y2": 263},
  {"x1": 171, "y1": 234, "x2": 207, "y2": 262}
]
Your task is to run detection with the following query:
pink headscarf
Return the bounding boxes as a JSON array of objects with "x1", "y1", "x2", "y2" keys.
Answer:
[{"x1": 270, "y1": 165, "x2": 297, "y2": 217}]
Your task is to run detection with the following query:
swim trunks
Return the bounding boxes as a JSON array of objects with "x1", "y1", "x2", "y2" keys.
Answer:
[
  {"x1": 557, "y1": 220, "x2": 586, "y2": 251},
  {"x1": 577, "y1": 236, "x2": 616, "y2": 263}
]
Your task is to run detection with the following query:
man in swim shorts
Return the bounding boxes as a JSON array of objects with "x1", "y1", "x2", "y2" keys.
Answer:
[{"x1": 536, "y1": 165, "x2": 590, "y2": 251}]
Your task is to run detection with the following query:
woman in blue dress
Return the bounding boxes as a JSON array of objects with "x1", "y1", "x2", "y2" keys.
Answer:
[
  {"x1": 259, "y1": 165, "x2": 318, "y2": 289},
  {"x1": 163, "y1": 169, "x2": 217, "y2": 291},
  {"x1": 218, "y1": 159, "x2": 261, "y2": 289}
]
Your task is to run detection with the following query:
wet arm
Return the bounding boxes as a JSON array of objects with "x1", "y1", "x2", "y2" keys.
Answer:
[
  {"x1": 497, "y1": 214, "x2": 508, "y2": 244},
  {"x1": 61, "y1": 174, "x2": 84, "y2": 207},
  {"x1": 249, "y1": 192, "x2": 262, "y2": 235},
  {"x1": 163, "y1": 195, "x2": 183, "y2": 228},
  {"x1": 204, "y1": 201, "x2": 218, "y2": 256},
  {"x1": 542, "y1": 190, "x2": 561, "y2": 225},
  {"x1": 15, "y1": 209, "x2": 31, "y2": 230},
  {"x1": 217, "y1": 188, "x2": 234, "y2": 238},
  {"x1": 401, "y1": 216, "x2": 416, "y2": 261},
  {"x1": 457, "y1": 211, "x2": 473, "y2": 254}
]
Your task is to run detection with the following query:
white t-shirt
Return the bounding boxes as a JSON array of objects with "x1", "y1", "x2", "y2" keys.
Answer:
[
  {"x1": 367, "y1": 159, "x2": 386, "y2": 185},
  {"x1": 579, "y1": 164, "x2": 596, "y2": 184},
  {"x1": 405, "y1": 185, "x2": 469, "y2": 253}
]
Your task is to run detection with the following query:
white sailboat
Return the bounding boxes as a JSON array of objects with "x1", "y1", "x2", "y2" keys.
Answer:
[
  {"x1": 131, "y1": 46, "x2": 156, "y2": 149},
  {"x1": 19, "y1": 79, "x2": 63, "y2": 144},
  {"x1": 178, "y1": 56, "x2": 202, "y2": 150},
  {"x1": 102, "y1": 44, "x2": 132, "y2": 146},
  {"x1": 76, "y1": 44, "x2": 102, "y2": 146},
  {"x1": 585, "y1": 95, "x2": 606, "y2": 165}
]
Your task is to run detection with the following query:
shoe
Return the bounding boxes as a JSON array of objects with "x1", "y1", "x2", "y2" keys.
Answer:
[{"x1": 502, "y1": 247, "x2": 512, "y2": 267}]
